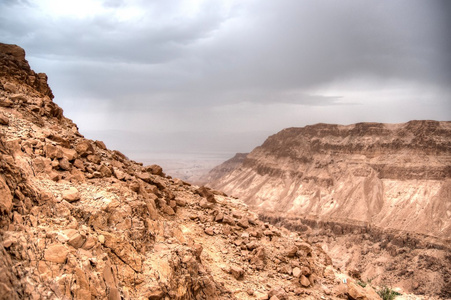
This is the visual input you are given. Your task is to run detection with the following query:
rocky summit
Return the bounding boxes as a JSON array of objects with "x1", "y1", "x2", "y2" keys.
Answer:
[
  {"x1": 205, "y1": 122, "x2": 451, "y2": 298},
  {"x1": 0, "y1": 43, "x2": 393, "y2": 299}
]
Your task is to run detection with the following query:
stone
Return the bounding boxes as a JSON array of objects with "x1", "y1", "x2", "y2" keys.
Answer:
[
  {"x1": 62, "y1": 187, "x2": 80, "y2": 202},
  {"x1": 73, "y1": 159, "x2": 85, "y2": 170},
  {"x1": 300, "y1": 275, "x2": 310, "y2": 287},
  {"x1": 237, "y1": 217, "x2": 250, "y2": 228},
  {"x1": 44, "y1": 244, "x2": 69, "y2": 263},
  {"x1": 99, "y1": 164, "x2": 113, "y2": 177},
  {"x1": 0, "y1": 176, "x2": 13, "y2": 213},
  {"x1": 204, "y1": 227, "x2": 214, "y2": 236},
  {"x1": 103, "y1": 232, "x2": 142, "y2": 272},
  {"x1": 144, "y1": 164, "x2": 164, "y2": 176},
  {"x1": 87, "y1": 154, "x2": 101, "y2": 164},
  {"x1": 75, "y1": 140, "x2": 95, "y2": 157},
  {"x1": 68, "y1": 232, "x2": 86, "y2": 249},
  {"x1": 58, "y1": 157, "x2": 71, "y2": 170},
  {"x1": 268, "y1": 287, "x2": 288, "y2": 300},
  {"x1": 230, "y1": 265, "x2": 244, "y2": 279},
  {"x1": 292, "y1": 267, "x2": 302, "y2": 278},
  {"x1": 44, "y1": 144, "x2": 63, "y2": 159},
  {"x1": 199, "y1": 198, "x2": 214, "y2": 209},
  {"x1": 0, "y1": 98, "x2": 13, "y2": 107},
  {"x1": 95, "y1": 140, "x2": 107, "y2": 150},
  {"x1": 196, "y1": 186, "x2": 216, "y2": 203},
  {"x1": 0, "y1": 114, "x2": 9, "y2": 125},
  {"x1": 347, "y1": 281, "x2": 381, "y2": 300},
  {"x1": 222, "y1": 215, "x2": 235, "y2": 226},
  {"x1": 61, "y1": 148, "x2": 77, "y2": 161},
  {"x1": 286, "y1": 245, "x2": 298, "y2": 257}
]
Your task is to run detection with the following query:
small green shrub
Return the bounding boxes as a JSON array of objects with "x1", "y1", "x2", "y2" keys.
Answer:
[
  {"x1": 377, "y1": 286, "x2": 402, "y2": 300},
  {"x1": 356, "y1": 280, "x2": 367, "y2": 288}
]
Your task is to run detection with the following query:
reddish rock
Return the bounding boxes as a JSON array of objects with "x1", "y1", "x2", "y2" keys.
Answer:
[
  {"x1": 230, "y1": 265, "x2": 244, "y2": 279},
  {"x1": 75, "y1": 140, "x2": 95, "y2": 157},
  {"x1": 62, "y1": 187, "x2": 80, "y2": 202},
  {"x1": 44, "y1": 244, "x2": 68, "y2": 263},
  {"x1": 0, "y1": 114, "x2": 9, "y2": 125}
]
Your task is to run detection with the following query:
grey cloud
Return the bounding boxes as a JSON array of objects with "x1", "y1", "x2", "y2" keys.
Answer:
[{"x1": 0, "y1": 0, "x2": 449, "y2": 157}]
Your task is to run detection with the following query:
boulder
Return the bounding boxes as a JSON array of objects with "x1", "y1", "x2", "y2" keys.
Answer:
[
  {"x1": 196, "y1": 186, "x2": 216, "y2": 203},
  {"x1": 62, "y1": 187, "x2": 80, "y2": 202},
  {"x1": 75, "y1": 140, "x2": 95, "y2": 157},
  {"x1": 347, "y1": 281, "x2": 382, "y2": 300},
  {"x1": 44, "y1": 244, "x2": 69, "y2": 263}
]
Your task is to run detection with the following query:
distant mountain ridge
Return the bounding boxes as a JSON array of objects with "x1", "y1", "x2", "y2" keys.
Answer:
[{"x1": 206, "y1": 121, "x2": 451, "y2": 240}]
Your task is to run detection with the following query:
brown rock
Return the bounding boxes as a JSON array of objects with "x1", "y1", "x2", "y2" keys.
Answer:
[
  {"x1": 103, "y1": 232, "x2": 142, "y2": 272},
  {"x1": 44, "y1": 144, "x2": 63, "y2": 159},
  {"x1": 95, "y1": 140, "x2": 107, "y2": 150},
  {"x1": 204, "y1": 227, "x2": 214, "y2": 236},
  {"x1": 347, "y1": 281, "x2": 381, "y2": 300},
  {"x1": 196, "y1": 186, "x2": 216, "y2": 203},
  {"x1": 0, "y1": 114, "x2": 9, "y2": 125},
  {"x1": 75, "y1": 140, "x2": 95, "y2": 157},
  {"x1": 286, "y1": 245, "x2": 298, "y2": 257},
  {"x1": 230, "y1": 265, "x2": 244, "y2": 279},
  {"x1": 61, "y1": 148, "x2": 77, "y2": 161},
  {"x1": 144, "y1": 164, "x2": 164, "y2": 176},
  {"x1": 0, "y1": 98, "x2": 13, "y2": 107},
  {"x1": 87, "y1": 154, "x2": 101, "y2": 164},
  {"x1": 237, "y1": 217, "x2": 250, "y2": 228},
  {"x1": 199, "y1": 198, "x2": 214, "y2": 209},
  {"x1": 161, "y1": 205, "x2": 175, "y2": 216},
  {"x1": 58, "y1": 157, "x2": 71, "y2": 170},
  {"x1": 62, "y1": 187, "x2": 80, "y2": 202},
  {"x1": 44, "y1": 244, "x2": 69, "y2": 263},
  {"x1": 68, "y1": 232, "x2": 86, "y2": 249},
  {"x1": 99, "y1": 164, "x2": 113, "y2": 177},
  {"x1": 0, "y1": 176, "x2": 13, "y2": 213},
  {"x1": 292, "y1": 267, "x2": 302, "y2": 278},
  {"x1": 73, "y1": 159, "x2": 85, "y2": 170},
  {"x1": 300, "y1": 275, "x2": 310, "y2": 287},
  {"x1": 222, "y1": 215, "x2": 235, "y2": 226},
  {"x1": 268, "y1": 287, "x2": 288, "y2": 300}
]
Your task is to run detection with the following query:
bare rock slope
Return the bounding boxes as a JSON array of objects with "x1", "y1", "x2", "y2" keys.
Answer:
[{"x1": 0, "y1": 43, "x2": 365, "y2": 299}]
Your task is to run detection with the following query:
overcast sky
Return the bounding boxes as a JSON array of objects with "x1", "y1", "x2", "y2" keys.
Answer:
[{"x1": 1, "y1": 0, "x2": 450, "y2": 161}]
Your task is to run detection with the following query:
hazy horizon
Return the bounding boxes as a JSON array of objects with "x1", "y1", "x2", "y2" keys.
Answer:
[{"x1": 1, "y1": 0, "x2": 450, "y2": 165}]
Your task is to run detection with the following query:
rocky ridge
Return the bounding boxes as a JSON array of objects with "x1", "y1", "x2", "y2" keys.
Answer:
[
  {"x1": 205, "y1": 122, "x2": 451, "y2": 298},
  {"x1": 0, "y1": 43, "x2": 388, "y2": 299}
]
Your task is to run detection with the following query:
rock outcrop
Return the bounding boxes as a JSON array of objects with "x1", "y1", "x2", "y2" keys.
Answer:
[
  {"x1": 205, "y1": 121, "x2": 451, "y2": 298},
  {"x1": 0, "y1": 43, "x2": 361, "y2": 299},
  {"x1": 206, "y1": 122, "x2": 451, "y2": 240}
]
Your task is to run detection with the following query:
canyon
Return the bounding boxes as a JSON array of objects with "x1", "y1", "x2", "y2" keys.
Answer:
[
  {"x1": 0, "y1": 43, "x2": 390, "y2": 299},
  {"x1": 204, "y1": 121, "x2": 451, "y2": 298}
]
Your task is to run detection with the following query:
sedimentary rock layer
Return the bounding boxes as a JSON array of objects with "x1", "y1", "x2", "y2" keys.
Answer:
[{"x1": 207, "y1": 121, "x2": 451, "y2": 241}]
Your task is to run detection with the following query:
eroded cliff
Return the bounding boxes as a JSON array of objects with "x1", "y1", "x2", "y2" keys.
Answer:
[{"x1": 207, "y1": 122, "x2": 451, "y2": 240}]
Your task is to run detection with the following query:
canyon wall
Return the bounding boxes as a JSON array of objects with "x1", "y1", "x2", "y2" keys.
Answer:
[{"x1": 206, "y1": 121, "x2": 451, "y2": 241}]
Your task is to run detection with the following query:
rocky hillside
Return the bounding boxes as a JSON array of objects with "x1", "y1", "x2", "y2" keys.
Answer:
[
  {"x1": 0, "y1": 43, "x2": 386, "y2": 299},
  {"x1": 205, "y1": 121, "x2": 451, "y2": 298}
]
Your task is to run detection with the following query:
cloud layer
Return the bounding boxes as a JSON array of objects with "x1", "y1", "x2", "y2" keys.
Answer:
[{"x1": 1, "y1": 0, "x2": 450, "y2": 158}]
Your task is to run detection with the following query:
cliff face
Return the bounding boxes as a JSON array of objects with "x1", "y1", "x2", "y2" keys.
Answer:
[
  {"x1": 207, "y1": 121, "x2": 451, "y2": 240},
  {"x1": 0, "y1": 43, "x2": 354, "y2": 299}
]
